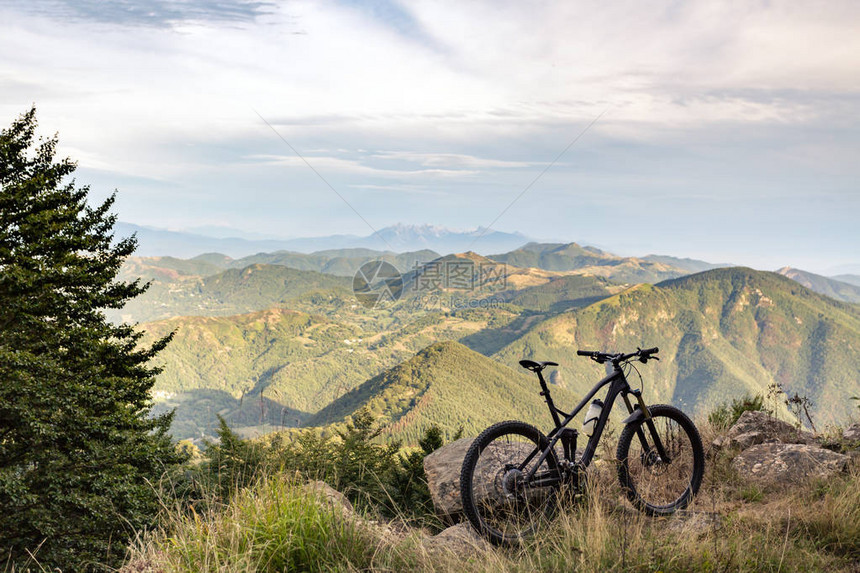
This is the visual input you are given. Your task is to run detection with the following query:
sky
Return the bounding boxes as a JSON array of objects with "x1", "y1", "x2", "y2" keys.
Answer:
[{"x1": 1, "y1": 0, "x2": 859, "y2": 274}]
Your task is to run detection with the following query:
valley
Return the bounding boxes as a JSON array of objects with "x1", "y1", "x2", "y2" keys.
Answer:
[{"x1": 118, "y1": 239, "x2": 860, "y2": 443}]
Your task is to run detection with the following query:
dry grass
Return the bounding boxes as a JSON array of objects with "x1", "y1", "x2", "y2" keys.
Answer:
[{"x1": 124, "y1": 419, "x2": 860, "y2": 573}]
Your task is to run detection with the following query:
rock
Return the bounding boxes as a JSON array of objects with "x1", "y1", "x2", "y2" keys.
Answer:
[
  {"x1": 712, "y1": 411, "x2": 814, "y2": 451},
  {"x1": 424, "y1": 435, "x2": 551, "y2": 521},
  {"x1": 423, "y1": 436, "x2": 475, "y2": 520},
  {"x1": 843, "y1": 423, "x2": 860, "y2": 442},
  {"x1": 732, "y1": 443, "x2": 849, "y2": 486},
  {"x1": 305, "y1": 480, "x2": 354, "y2": 516},
  {"x1": 421, "y1": 523, "x2": 490, "y2": 555}
]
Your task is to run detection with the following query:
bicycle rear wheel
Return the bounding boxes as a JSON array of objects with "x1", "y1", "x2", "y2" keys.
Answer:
[
  {"x1": 460, "y1": 420, "x2": 561, "y2": 545},
  {"x1": 616, "y1": 404, "x2": 704, "y2": 515}
]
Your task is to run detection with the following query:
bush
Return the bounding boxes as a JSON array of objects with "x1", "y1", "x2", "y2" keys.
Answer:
[
  {"x1": 708, "y1": 394, "x2": 766, "y2": 429},
  {"x1": 189, "y1": 409, "x2": 447, "y2": 523}
]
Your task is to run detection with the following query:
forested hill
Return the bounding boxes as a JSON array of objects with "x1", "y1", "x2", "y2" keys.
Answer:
[
  {"x1": 494, "y1": 267, "x2": 860, "y2": 424},
  {"x1": 111, "y1": 264, "x2": 352, "y2": 323},
  {"x1": 488, "y1": 242, "x2": 690, "y2": 283},
  {"x1": 305, "y1": 341, "x2": 575, "y2": 444}
]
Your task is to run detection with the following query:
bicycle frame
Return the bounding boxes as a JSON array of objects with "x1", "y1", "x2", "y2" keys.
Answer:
[{"x1": 521, "y1": 361, "x2": 669, "y2": 487}]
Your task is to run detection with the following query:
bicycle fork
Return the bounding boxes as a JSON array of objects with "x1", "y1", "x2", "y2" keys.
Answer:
[{"x1": 622, "y1": 390, "x2": 671, "y2": 464}]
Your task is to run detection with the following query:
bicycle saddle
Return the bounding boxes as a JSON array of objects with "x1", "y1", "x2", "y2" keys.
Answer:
[{"x1": 518, "y1": 359, "x2": 558, "y2": 372}]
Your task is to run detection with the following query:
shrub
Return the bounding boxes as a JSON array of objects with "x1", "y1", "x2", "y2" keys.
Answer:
[
  {"x1": 708, "y1": 394, "x2": 766, "y2": 429},
  {"x1": 189, "y1": 409, "x2": 447, "y2": 522}
]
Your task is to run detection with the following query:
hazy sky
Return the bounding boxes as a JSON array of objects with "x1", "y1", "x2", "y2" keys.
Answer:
[{"x1": 2, "y1": 0, "x2": 858, "y2": 273}]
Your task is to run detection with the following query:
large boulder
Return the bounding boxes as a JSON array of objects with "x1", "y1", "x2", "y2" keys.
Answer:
[
  {"x1": 712, "y1": 410, "x2": 814, "y2": 451},
  {"x1": 305, "y1": 480, "x2": 354, "y2": 516},
  {"x1": 731, "y1": 443, "x2": 849, "y2": 486},
  {"x1": 423, "y1": 436, "x2": 474, "y2": 520},
  {"x1": 424, "y1": 434, "x2": 581, "y2": 520}
]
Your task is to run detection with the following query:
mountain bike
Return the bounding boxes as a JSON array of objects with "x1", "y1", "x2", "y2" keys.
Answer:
[{"x1": 459, "y1": 347, "x2": 705, "y2": 545}]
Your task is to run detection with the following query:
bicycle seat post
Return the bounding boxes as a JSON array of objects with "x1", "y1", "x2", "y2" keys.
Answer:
[
  {"x1": 535, "y1": 369, "x2": 562, "y2": 428},
  {"x1": 518, "y1": 360, "x2": 562, "y2": 428}
]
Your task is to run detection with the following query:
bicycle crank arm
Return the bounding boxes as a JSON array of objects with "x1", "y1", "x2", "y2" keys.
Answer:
[{"x1": 526, "y1": 471, "x2": 563, "y2": 488}]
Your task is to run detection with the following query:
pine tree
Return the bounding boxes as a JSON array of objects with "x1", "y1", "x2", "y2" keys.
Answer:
[{"x1": 0, "y1": 108, "x2": 185, "y2": 570}]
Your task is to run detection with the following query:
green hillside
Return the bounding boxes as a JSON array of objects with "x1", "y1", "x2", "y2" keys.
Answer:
[
  {"x1": 489, "y1": 242, "x2": 688, "y2": 283},
  {"x1": 402, "y1": 251, "x2": 589, "y2": 299},
  {"x1": 777, "y1": 267, "x2": 860, "y2": 304},
  {"x1": 490, "y1": 242, "x2": 612, "y2": 269},
  {"x1": 119, "y1": 248, "x2": 440, "y2": 285},
  {"x1": 141, "y1": 308, "x2": 387, "y2": 439},
  {"x1": 111, "y1": 264, "x2": 352, "y2": 323},
  {"x1": 141, "y1": 305, "x2": 532, "y2": 440},
  {"x1": 494, "y1": 268, "x2": 860, "y2": 425},
  {"x1": 191, "y1": 252, "x2": 234, "y2": 267},
  {"x1": 501, "y1": 274, "x2": 620, "y2": 313},
  {"x1": 305, "y1": 341, "x2": 574, "y2": 445},
  {"x1": 231, "y1": 248, "x2": 439, "y2": 277},
  {"x1": 117, "y1": 255, "x2": 225, "y2": 282}
]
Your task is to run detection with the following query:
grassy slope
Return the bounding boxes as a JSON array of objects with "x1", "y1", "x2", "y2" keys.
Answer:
[
  {"x1": 494, "y1": 267, "x2": 860, "y2": 424},
  {"x1": 129, "y1": 420, "x2": 860, "y2": 573},
  {"x1": 305, "y1": 341, "x2": 573, "y2": 444}
]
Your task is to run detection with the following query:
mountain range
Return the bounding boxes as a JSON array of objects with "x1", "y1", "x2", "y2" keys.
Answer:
[
  {"x1": 113, "y1": 233, "x2": 860, "y2": 443},
  {"x1": 116, "y1": 222, "x2": 533, "y2": 258},
  {"x1": 493, "y1": 268, "x2": 860, "y2": 425},
  {"x1": 488, "y1": 242, "x2": 718, "y2": 283}
]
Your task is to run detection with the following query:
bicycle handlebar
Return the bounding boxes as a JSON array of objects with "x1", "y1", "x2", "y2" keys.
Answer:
[{"x1": 577, "y1": 347, "x2": 659, "y2": 364}]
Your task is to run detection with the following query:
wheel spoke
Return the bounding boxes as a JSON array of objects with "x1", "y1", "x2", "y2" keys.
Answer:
[
  {"x1": 617, "y1": 405, "x2": 704, "y2": 515},
  {"x1": 461, "y1": 421, "x2": 560, "y2": 544}
]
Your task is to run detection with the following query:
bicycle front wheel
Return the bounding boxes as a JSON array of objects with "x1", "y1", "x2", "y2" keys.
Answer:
[
  {"x1": 460, "y1": 420, "x2": 561, "y2": 545},
  {"x1": 616, "y1": 404, "x2": 704, "y2": 515}
]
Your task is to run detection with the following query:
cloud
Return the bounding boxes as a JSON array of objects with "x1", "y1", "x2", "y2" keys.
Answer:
[
  {"x1": 5, "y1": 0, "x2": 275, "y2": 27},
  {"x1": 1, "y1": 0, "x2": 858, "y2": 269},
  {"x1": 245, "y1": 153, "x2": 480, "y2": 178},
  {"x1": 368, "y1": 151, "x2": 540, "y2": 169}
]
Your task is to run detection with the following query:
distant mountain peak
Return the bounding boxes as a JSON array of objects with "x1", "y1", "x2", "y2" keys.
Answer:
[
  {"x1": 117, "y1": 220, "x2": 535, "y2": 257},
  {"x1": 774, "y1": 266, "x2": 860, "y2": 304},
  {"x1": 383, "y1": 222, "x2": 451, "y2": 234}
]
